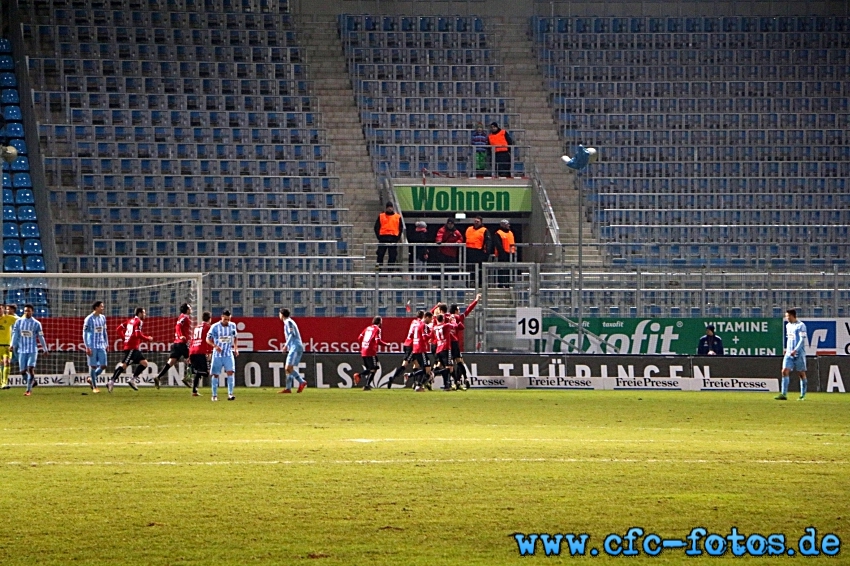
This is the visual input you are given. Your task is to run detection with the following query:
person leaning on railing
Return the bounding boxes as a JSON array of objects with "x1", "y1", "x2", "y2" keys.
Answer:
[
  {"x1": 435, "y1": 218, "x2": 464, "y2": 264},
  {"x1": 471, "y1": 122, "x2": 490, "y2": 177}
]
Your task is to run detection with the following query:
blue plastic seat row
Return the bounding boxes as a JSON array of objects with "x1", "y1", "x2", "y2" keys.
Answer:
[
  {"x1": 3, "y1": 238, "x2": 43, "y2": 255},
  {"x1": 4, "y1": 287, "x2": 47, "y2": 305},
  {"x1": 3, "y1": 254, "x2": 44, "y2": 272},
  {"x1": 2, "y1": 222, "x2": 40, "y2": 239},
  {"x1": 2, "y1": 205, "x2": 37, "y2": 222},
  {"x1": 2, "y1": 188, "x2": 34, "y2": 204}
]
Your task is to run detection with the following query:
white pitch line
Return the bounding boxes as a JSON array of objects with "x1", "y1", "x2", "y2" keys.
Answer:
[{"x1": 4, "y1": 457, "x2": 847, "y2": 467}]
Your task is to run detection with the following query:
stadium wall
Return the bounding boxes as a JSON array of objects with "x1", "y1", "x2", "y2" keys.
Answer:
[{"x1": 17, "y1": 352, "x2": 850, "y2": 393}]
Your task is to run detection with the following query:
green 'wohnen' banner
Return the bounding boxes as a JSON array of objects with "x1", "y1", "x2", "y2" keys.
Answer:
[
  {"x1": 536, "y1": 318, "x2": 783, "y2": 356},
  {"x1": 395, "y1": 185, "x2": 532, "y2": 213}
]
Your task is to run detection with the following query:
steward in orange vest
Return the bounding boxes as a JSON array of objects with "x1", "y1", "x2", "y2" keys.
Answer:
[
  {"x1": 374, "y1": 202, "x2": 404, "y2": 268},
  {"x1": 495, "y1": 219, "x2": 516, "y2": 261},
  {"x1": 464, "y1": 216, "x2": 492, "y2": 266},
  {"x1": 487, "y1": 122, "x2": 514, "y2": 178}
]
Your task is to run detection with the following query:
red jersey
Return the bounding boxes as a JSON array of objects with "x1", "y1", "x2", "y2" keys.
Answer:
[
  {"x1": 358, "y1": 324, "x2": 389, "y2": 357},
  {"x1": 403, "y1": 318, "x2": 420, "y2": 347},
  {"x1": 189, "y1": 322, "x2": 212, "y2": 355},
  {"x1": 117, "y1": 316, "x2": 152, "y2": 351},
  {"x1": 432, "y1": 320, "x2": 456, "y2": 353},
  {"x1": 412, "y1": 319, "x2": 432, "y2": 354},
  {"x1": 451, "y1": 297, "x2": 479, "y2": 346},
  {"x1": 174, "y1": 313, "x2": 192, "y2": 344}
]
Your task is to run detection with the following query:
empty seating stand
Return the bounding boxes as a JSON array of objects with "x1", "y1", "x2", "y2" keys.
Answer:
[
  {"x1": 534, "y1": 15, "x2": 850, "y2": 268},
  {"x1": 340, "y1": 14, "x2": 525, "y2": 178},
  {"x1": 19, "y1": 0, "x2": 355, "y2": 305},
  {"x1": 0, "y1": 37, "x2": 47, "y2": 273}
]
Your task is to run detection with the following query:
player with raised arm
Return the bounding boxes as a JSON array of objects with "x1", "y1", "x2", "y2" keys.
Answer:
[
  {"x1": 448, "y1": 294, "x2": 481, "y2": 391},
  {"x1": 154, "y1": 303, "x2": 193, "y2": 389},
  {"x1": 11, "y1": 304, "x2": 48, "y2": 396},
  {"x1": 82, "y1": 301, "x2": 108, "y2": 393},
  {"x1": 354, "y1": 316, "x2": 390, "y2": 391},
  {"x1": 206, "y1": 310, "x2": 239, "y2": 401},
  {"x1": 108, "y1": 307, "x2": 153, "y2": 393},
  {"x1": 0, "y1": 303, "x2": 19, "y2": 389},
  {"x1": 432, "y1": 313, "x2": 458, "y2": 391},
  {"x1": 408, "y1": 310, "x2": 434, "y2": 392},
  {"x1": 388, "y1": 310, "x2": 425, "y2": 389},
  {"x1": 278, "y1": 308, "x2": 306, "y2": 394},
  {"x1": 188, "y1": 311, "x2": 212, "y2": 397},
  {"x1": 776, "y1": 308, "x2": 808, "y2": 401}
]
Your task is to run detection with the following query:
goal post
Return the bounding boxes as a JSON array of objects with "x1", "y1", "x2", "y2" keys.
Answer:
[{"x1": 0, "y1": 273, "x2": 203, "y2": 386}]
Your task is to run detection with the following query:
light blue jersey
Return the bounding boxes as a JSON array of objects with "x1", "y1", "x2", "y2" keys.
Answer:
[
  {"x1": 83, "y1": 313, "x2": 108, "y2": 350},
  {"x1": 785, "y1": 321, "x2": 807, "y2": 356},
  {"x1": 209, "y1": 320, "x2": 238, "y2": 358},
  {"x1": 283, "y1": 318, "x2": 303, "y2": 349},
  {"x1": 11, "y1": 317, "x2": 47, "y2": 354}
]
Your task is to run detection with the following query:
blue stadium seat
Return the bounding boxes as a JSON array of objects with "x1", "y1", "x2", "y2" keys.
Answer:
[
  {"x1": 5, "y1": 288, "x2": 23, "y2": 304},
  {"x1": 2, "y1": 188, "x2": 12, "y2": 204},
  {"x1": 12, "y1": 173, "x2": 30, "y2": 188},
  {"x1": 16, "y1": 206, "x2": 36, "y2": 221},
  {"x1": 27, "y1": 287, "x2": 47, "y2": 305},
  {"x1": 0, "y1": 73, "x2": 15, "y2": 88},
  {"x1": 0, "y1": 89, "x2": 18, "y2": 104},
  {"x1": 3, "y1": 238, "x2": 20, "y2": 255},
  {"x1": 19, "y1": 222, "x2": 38, "y2": 238},
  {"x1": 35, "y1": 306, "x2": 49, "y2": 318},
  {"x1": 23, "y1": 238, "x2": 42, "y2": 256},
  {"x1": 9, "y1": 138, "x2": 26, "y2": 155},
  {"x1": 0, "y1": 56, "x2": 12, "y2": 71},
  {"x1": 3, "y1": 254, "x2": 22, "y2": 272},
  {"x1": 2, "y1": 205, "x2": 15, "y2": 221},
  {"x1": 10, "y1": 156, "x2": 28, "y2": 171},
  {"x1": 14, "y1": 189, "x2": 33, "y2": 204},
  {"x1": 5, "y1": 123, "x2": 23, "y2": 138},
  {"x1": 0, "y1": 39, "x2": 11, "y2": 53},
  {"x1": 2, "y1": 105, "x2": 21, "y2": 121},
  {"x1": 2, "y1": 222, "x2": 17, "y2": 238},
  {"x1": 2, "y1": 173, "x2": 9, "y2": 188},
  {"x1": 24, "y1": 255, "x2": 45, "y2": 272}
]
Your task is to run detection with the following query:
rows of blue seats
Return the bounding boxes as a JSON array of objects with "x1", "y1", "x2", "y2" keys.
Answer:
[
  {"x1": 341, "y1": 15, "x2": 484, "y2": 33},
  {"x1": 0, "y1": 40, "x2": 46, "y2": 272},
  {"x1": 533, "y1": 16, "x2": 850, "y2": 36},
  {"x1": 595, "y1": 190, "x2": 849, "y2": 208}
]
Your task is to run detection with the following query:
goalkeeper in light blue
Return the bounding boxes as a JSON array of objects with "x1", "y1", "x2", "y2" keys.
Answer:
[
  {"x1": 776, "y1": 308, "x2": 807, "y2": 401},
  {"x1": 11, "y1": 304, "x2": 48, "y2": 396},
  {"x1": 279, "y1": 308, "x2": 306, "y2": 394},
  {"x1": 82, "y1": 301, "x2": 108, "y2": 393},
  {"x1": 206, "y1": 309, "x2": 239, "y2": 401}
]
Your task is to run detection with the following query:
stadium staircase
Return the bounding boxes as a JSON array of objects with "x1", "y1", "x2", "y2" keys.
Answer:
[
  {"x1": 491, "y1": 20, "x2": 602, "y2": 267},
  {"x1": 296, "y1": 14, "x2": 380, "y2": 259}
]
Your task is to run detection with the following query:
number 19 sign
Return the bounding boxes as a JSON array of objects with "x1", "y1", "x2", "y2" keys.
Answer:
[{"x1": 516, "y1": 307, "x2": 542, "y2": 339}]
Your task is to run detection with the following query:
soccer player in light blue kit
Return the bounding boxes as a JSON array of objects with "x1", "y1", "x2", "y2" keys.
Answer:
[
  {"x1": 206, "y1": 309, "x2": 239, "y2": 401},
  {"x1": 11, "y1": 304, "x2": 48, "y2": 397},
  {"x1": 278, "y1": 308, "x2": 306, "y2": 394},
  {"x1": 776, "y1": 308, "x2": 807, "y2": 401},
  {"x1": 83, "y1": 300, "x2": 108, "y2": 393}
]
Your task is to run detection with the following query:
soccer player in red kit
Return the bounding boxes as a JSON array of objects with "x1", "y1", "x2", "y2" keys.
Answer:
[
  {"x1": 432, "y1": 313, "x2": 458, "y2": 391},
  {"x1": 188, "y1": 311, "x2": 212, "y2": 396},
  {"x1": 354, "y1": 316, "x2": 390, "y2": 391},
  {"x1": 108, "y1": 307, "x2": 153, "y2": 392},
  {"x1": 408, "y1": 311, "x2": 434, "y2": 392},
  {"x1": 154, "y1": 303, "x2": 193, "y2": 389},
  {"x1": 387, "y1": 310, "x2": 425, "y2": 389},
  {"x1": 448, "y1": 294, "x2": 480, "y2": 391}
]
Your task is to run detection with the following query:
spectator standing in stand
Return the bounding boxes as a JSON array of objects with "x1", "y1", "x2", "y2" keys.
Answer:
[
  {"x1": 435, "y1": 218, "x2": 464, "y2": 265},
  {"x1": 374, "y1": 201, "x2": 404, "y2": 270}
]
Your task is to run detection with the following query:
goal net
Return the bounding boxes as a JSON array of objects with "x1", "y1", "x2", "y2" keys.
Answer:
[{"x1": 0, "y1": 274, "x2": 202, "y2": 386}]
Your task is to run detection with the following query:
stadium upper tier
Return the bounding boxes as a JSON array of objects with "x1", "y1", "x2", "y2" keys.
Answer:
[
  {"x1": 534, "y1": 15, "x2": 850, "y2": 268},
  {"x1": 339, "y1": 14, "x2": 526, "y2": 178}
]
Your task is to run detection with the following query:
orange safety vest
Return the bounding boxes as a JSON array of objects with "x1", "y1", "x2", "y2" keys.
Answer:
[
  {"x1": 465, "y1": 226, "x2": 486, "y2": 250},
  {"x1": 378, "y1": 212, "x2": 401, "y2": 236},
  {"x1": 496, "y1": 229, "x2": 516, "y2": 253},
  {"x1": 488, "y1": 130, "x2": 509, "y2": 153}
]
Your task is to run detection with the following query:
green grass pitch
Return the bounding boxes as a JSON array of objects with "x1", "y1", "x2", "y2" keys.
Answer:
[{"x1": 0, "y1": 388, "x2": 847, "y2": 564}]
